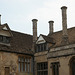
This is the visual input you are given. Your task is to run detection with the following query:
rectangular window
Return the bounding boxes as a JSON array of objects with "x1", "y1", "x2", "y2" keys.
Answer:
[
  {"x1": 51, "y1": 62, "x2": 59, "y2": 75},
  {"x1": 25, "y1": 63, "x2": 27, "y2": 72},
  {"x1": 37, "y1": 62, "x2": 48, "y2": 75},
  {"x1": 0, "y1": 35, "x2": 10, "y2": 44},
  {"x1": 19, "y1": 63, "x2": 20, "y2": 72},
  {"x1": 28, "y1": 63, "x2": 30, "y2": 72},
  {"x1": 36, "y1": 43, "x2": 47, "y2": 52},
  {"x1": 18, "y1": 56, "x2": 31, "y2": 72},
  {"x1": 0, "y1": 35, "x2": 3, "y2": 42}
]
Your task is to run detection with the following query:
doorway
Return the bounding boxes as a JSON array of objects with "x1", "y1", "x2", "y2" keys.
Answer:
[
  {"x1": 70, "y1": 57, "x2": 75, "y2": 75},
  {"x1": 5, "y1": 67, "x2": 10, "y2": 75}
]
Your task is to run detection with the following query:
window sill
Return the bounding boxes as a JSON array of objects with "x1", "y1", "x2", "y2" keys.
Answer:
[
  {"x1": 35, "y1": 50, "x2": 48, "y2": 53},
  {"x1": 18, "y1": 72, "x2": 32, "y2": 73},
  {"x1": 0, "y1": 42, "x2": 10, "y2": 46}
]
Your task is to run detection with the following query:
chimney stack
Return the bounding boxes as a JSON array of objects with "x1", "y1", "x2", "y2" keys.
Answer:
[
  {"x1": 32, "y1": 19, "x2": 38, "y2": 43},
  {"x1": 61, "y1": 6, "x2": 69, "y2": 44},
  {"x1": 48, "y1": 20, "x2": 54, "y2": 34},
  {"x1": 32, "y1": 19, "x2": 38, "y2": 52},
  {"x1": 0, "y1": 15, "x2": 1, "y2": 25}
]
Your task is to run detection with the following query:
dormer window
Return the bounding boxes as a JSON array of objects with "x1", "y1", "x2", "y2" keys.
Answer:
[
  {"x1": 0, "y1": 35, "x2": 10, "y2": 44},
  {"x1": 36, "y1": 43, "x2": 47, "y2": 52},
  {"x1": 36, "y1": 34, "x2": 54, "y2": 52}
]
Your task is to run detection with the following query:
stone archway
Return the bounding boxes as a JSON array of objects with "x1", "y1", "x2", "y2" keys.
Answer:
[{"x1": 69, "y1": 56, "x2": 75, "y2": 75}]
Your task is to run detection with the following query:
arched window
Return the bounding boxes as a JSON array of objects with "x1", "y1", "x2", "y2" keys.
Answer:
[{"x1": 69, "y1": 57, "x2": 75, "y2": 75}]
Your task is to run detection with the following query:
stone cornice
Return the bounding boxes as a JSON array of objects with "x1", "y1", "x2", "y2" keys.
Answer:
[{"x1": 47, "y1": 44, "x2": 75, "y2": 58}]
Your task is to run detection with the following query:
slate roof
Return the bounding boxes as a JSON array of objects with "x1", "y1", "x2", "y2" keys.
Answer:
[
  {"x1": 40, "y1": 34, "x2": 55, "y2": 44},
  {"x1": 0, "y1": 24, "x2": 33, "y2": 55},
  {"x1": 0, "y1": 23, "x2": 75, "y2": 54},
  {"x1": 48, "y1": 27, "x2": 75, "y2": 47},
  {"x1": 0, "y1": 23, "x2": 13, "y2": 36}
]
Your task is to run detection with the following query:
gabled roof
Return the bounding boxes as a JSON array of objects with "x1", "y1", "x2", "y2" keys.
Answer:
[
  {"x1": 48, "y1": 27, "x2": 75, "y2": 47},
  {"x1": 36, "y1": 34, "x2": 55, "y2": 44},
  {"x1": 0, "y1": 24, "x2": 33, "y2": 55},
  {"x1": 0, "y1": 31, "x2": 33, "y2": 55},
  {"x1": 40, "y1": 34, "x2": 55, "y2": 44},
  {"x1": 0, "y1": 23, "x2": 13, "y2": 37}
]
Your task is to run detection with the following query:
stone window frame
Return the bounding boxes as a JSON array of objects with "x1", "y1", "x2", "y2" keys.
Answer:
[
  {"x1": 18, "y1": 55, "x2": 31, "y2": 73},
  {"x1": 37, "y1": 62, "x2": 48, "y2": 75},
  {"x1": 0, "y1": 35, "x2": 10, "y2": 44},
  {"x1": 36, "y1": 43, "x2": 47, "y2": 52},
  {"x1": 51, "y1": 62, "x2": 60, "y2": 75},
  {"x1": 69, "y1": 56, "x2": 75, "y2": 75}
]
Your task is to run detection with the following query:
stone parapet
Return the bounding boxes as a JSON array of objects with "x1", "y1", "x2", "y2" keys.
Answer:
[
  {"x1": 48, "y1": 44, "x2": 75, "y2": 58},
  {"x1": 50, "y1": 44, "x2": 75, "y2": 52},
  {"x1": 47, "y1": 48, "x2": 75, "y2": 58}
]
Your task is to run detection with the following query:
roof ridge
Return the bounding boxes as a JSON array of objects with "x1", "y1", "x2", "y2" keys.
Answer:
[
  {"x1": 11, "y1": 30, "x2": 33, "y2": 36},
  {"x1": 48, "y1": 27, "x2": 75, "y2": 35}
]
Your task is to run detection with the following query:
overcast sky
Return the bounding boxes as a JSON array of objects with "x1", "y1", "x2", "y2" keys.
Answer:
[{"x1": 0, "y1": 0, "x2": 75, "y2": 36}]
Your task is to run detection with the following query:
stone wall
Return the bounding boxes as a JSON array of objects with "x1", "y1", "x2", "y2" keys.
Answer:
[
  {"x1": 0, "y1": 52, "x2": 33, "y2": 75},
  {"x1": 48, "y1": 55, "x2": 75, "y2": 75},
  {"x1": 0, "y1": 52, "x2": 18, "y2": 75},
  {"x1": 48, "y1": 44, "x2": 75, "y2": 58},
  {"x1": 34, "y1": 51, "x2": 48, "y2": 75}
]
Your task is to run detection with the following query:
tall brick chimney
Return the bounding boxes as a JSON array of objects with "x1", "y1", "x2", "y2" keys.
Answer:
[
  {"x1": 0, "y1": 15, "x2": 1, "y2": 25},
  {"x1": 32, "y1": 19, "x2": 38, "y2": 52},
  {"x1": 61, "y1": 6, "x2": 69, "y2": 44},
  {"x1": 48, "y1": 20, "x2": 54, "y2": 34}
]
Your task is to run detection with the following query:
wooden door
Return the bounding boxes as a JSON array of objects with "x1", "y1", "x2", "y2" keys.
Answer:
[{"x1": 5, "y1": 67, "x2": 10, "y2": 75}]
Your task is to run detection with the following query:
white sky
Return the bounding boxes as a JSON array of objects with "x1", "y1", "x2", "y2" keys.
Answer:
[{"x1": 0, "y1": 0, "x2": 75, "y2": 36}]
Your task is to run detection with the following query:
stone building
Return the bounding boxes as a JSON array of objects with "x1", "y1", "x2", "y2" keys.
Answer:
[
  {"x1": 34, "y1": 6, "x2": 75, "y2": 75},
  {"x1": 0, "y1": 23, "x2": 34, "y2": 75},
  {"x1": 0, "y1": 6, "x2": 75, "y2": 75}
]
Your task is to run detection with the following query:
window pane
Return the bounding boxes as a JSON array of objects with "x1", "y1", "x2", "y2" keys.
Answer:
[
  {"x1": 21, "y1": 58, "x2": 24, "y2": 62},
  {"x1": 37, "y1": 71, "x2": 40, "y2": 75},
  {"x1": 28, "y1": 63, "x2": 30, "y2": 72},
  {"x1": 0, "y1": 36, "x2": 2, "y2": 42},
  {"x1": 44, "y1": 44, "x2": 46, "y2": 50},
  {"x1": 19, "y1": 63, "x2": 20, "y2": 72},
  {"x1": 36, "y1": 46, "x2": 38, "y2": 52},
  {"x1": 53, "y1": 65, "x2": 55, "y2": 75},
  {"x1": 57, "y1": 65, "x2": 59, "y2": 75},
  {"x1": 18, "y1": 57, "x2": 21, "y2": 62},
  {"x1": 52, "y1": 62, "x2": 59, "y2": 75},
  {"x1": 36, "y1": 43, "x2": 47, "y2": 52},
  {"x1": 3, "y1": 36, "x2": 6, "y2": 43},
  {"x1": 25, "y1": 63, "x2": 27, "y2": 72},
  {"x1": 37, "y1": 62, "x2": 48, "y2": 75},
  {"x1": 25, "y1": 58, "x2": 27, "y2": 62},
  {"x1": 6, "y1": 37, "x2": 10, "y2": 43},
  {"x1": 18, "y1": 57, "x2": 31, "y2": 72},
  {"x1": 38, "y1": 45, "x2": 40, "y2": 52},
  {"x1": 28, "y1": 58, "x2": 30, "y2": 62},
  {"x1": 21, "y1": 63, "x2": 24, "y2": 72},
  {"x1": 41, "y1": 63, "x2": 43, "y2": 70},
  {"x1": 0, "y1": 36, "x2": 10, "y2": 43},
  {"x1": 41, "y1": 44, "x2": 43, "y2": 51}
]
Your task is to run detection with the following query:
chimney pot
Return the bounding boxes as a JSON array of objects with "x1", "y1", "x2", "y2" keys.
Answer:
[
  {"x1": 48, "y1": 21, "x2": 54, "y2": 23},
  {"x1": 0, "y1": 14, "x2": 1, "y2": 25},
  {"x1": 32, "y1": 19, "x2": 38, "y2": 22},
  {"x1": 61, "y1": 6, "x2": 67, "y2": 9}
]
